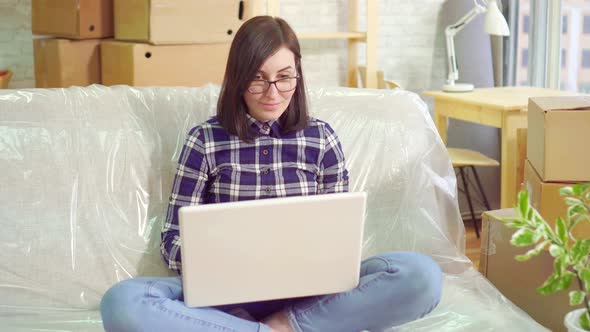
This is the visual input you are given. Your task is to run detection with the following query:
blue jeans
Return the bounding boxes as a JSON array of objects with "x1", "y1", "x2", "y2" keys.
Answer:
[{"x1": 100, "y1": 251, "x2": 442, "y2": 332}]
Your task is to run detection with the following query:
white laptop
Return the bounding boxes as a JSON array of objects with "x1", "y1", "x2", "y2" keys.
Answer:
[{"x1": 178, "y1": 191, "x2": 367, "y2": 308}]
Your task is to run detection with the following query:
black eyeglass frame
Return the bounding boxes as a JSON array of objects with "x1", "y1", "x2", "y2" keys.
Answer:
[{"x1": 246, "y1": 76, "x2": 301, "y2": 94}]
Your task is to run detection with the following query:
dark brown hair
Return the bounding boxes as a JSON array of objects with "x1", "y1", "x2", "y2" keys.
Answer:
[{"x1": 216, "y1": 16, "x2": 309, "y2": 142}]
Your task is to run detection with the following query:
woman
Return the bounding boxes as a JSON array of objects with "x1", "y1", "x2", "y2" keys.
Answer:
[{"x1": 100, "y1": 16, "x2": 442, "y2": 332}]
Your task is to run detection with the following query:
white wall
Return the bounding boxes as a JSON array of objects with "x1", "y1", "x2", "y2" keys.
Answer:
[{"x1": 279, "y1": 0, "x2": 448, "y2": 91}]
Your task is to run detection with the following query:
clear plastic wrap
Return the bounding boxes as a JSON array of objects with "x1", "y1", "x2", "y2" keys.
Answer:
[{"x1": 0, "y1": 85, "x2": 547, "y2": 331}]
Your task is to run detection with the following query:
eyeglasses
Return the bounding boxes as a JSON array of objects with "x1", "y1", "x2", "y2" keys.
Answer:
[{"x1": 246, "y1": 76, "x2": 299, "y2": 94}]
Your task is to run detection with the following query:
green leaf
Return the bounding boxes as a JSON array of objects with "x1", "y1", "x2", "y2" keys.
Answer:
[
  {"x1": 538, "y1": 273, "x2": 560, "y2": 295},
  {"x1": 515, "y1": 241, "x2": 550, "y2": 262},
  {"x1": 527, "y1": 208, "x2": 534, "y2": 221},
  {"x1": 581, "y1": 269, "x2": 590, "y2": 291},
  {"x1": 504, "y1": 222, "x2": 524, "y2": 230},
  {"x1": 573, "y1": 183, "x2": 590, "y2": 196},
  {"x1": 572, "y1": 240, "x2": 590, "y2": 263},
  {"x1": 556, "y1": 271, "x2": 575, "y2": 291},
  {"x1": 549, "y1": 244, "x2": 564, "y2": 258},
  {"x1": 565, "y1": 197, "x2": 584, "y2": 207},
  {"x1": 556, "y1": 217, "x2": 568, "y2": 245},
  {"x1": 570, "y1": 290, "x2": 585, "y2": 306},
  {"x1": 515, "y1": 254, "x2": 533, "y2": 262},
  {"x1": 510, "y1": 228, "x2": 539, "y2": 247},
  {"x1": 570, "y1": 205, "x2": 588, "y2": 218},
  {"x1": 560, "y1": 186, "x2": 575, "y2": 196},
  {"x1": 501, "y1": 217, "x2": 526, "y2": 229},
  {"x1": 580, "y1": 310, "x2": 590, "y2": 330},
  {"x1": 554, "y1": 256, "x2": 567, "y2": 277},
  {"x1": 537, "y1": 271, "x2": 574, "y2": 295},
  {"x1": 518, "y1": 191, "x2": 529, "y2": 219}
]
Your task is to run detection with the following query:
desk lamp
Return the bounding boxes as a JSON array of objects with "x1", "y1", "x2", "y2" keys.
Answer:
[{"x1": 443, "y1": 0, "x2": 510, "y2": 92}]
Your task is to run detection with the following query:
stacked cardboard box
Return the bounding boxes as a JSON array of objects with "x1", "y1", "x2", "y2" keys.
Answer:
[
  {"x1": 101, "y1": 0, "x2": 264, "y2": 87},
  {"x1": 32, "y1": 0, "x2": 113, "y2": 88},
  {"x1": 32, "y1": 0, "x2": 264, "y2": 88},
  {"x1": 525, "y1": 96, "x2": 590, "y2": 237}
]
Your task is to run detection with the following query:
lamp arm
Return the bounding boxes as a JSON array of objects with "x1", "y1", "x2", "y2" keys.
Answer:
[{"x1": 444, "y1": 1, "x2": 487, "y2": 85}]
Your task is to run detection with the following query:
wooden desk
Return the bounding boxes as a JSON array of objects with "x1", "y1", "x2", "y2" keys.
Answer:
[{"x1": 423, "y1": 86, "x2": 577, "y2": 208}]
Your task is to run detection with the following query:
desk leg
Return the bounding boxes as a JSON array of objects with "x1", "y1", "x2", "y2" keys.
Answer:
[
  {"x1": 434, "y1": 112, "x2": 448, "y2": 144},
  {"x1": 500, "y1": 111, "x2": 527, "y2": 208}
]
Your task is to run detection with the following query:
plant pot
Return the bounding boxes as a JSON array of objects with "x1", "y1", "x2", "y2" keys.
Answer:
[{"x1": 565, "y1": 308, "x2": 589, "y2": 332}]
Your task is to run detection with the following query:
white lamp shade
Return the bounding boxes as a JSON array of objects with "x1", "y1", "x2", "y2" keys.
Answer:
[{"x1": 484, "y1": 0, "x2": 510, "y2": 36}]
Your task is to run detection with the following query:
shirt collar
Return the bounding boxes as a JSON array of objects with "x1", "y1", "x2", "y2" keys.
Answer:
[{"x1": 246, "y1": 113, "x2": 282, "y2": 137}]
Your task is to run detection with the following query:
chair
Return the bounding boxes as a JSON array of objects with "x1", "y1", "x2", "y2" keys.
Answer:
[
  {"x1": 356, "y1": 66, "x2": 402, "y2": 90},
  {"x1": 377, "y1": 76, "x2": 499, "y2": 238},
  {"x1": 447, "y1": 148, "x2": 499, "y2": 238}
]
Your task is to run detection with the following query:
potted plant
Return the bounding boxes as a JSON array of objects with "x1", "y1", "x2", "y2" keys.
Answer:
[{"x1": 502, "y1": 183, "x2": 590, "y2": 331}]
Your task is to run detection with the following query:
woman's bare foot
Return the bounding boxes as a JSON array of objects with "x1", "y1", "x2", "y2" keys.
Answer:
[{"x1": 262, "y1": 310, "x2": 294, "y2": 332}]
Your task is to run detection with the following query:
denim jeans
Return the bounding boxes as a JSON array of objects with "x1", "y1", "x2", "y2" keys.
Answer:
[{"x1": 100, "y1": 251, "x2": 442, "y2": 332}]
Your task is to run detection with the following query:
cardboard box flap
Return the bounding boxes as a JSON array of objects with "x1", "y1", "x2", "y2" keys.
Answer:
[{"x1": 530, "y1": 96, "x2": 590, "y2": 112}]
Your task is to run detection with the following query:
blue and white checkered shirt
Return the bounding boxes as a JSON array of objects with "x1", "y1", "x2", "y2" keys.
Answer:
[{"x1": 161, "y1": 115, "x2": 349, "y2": 274}]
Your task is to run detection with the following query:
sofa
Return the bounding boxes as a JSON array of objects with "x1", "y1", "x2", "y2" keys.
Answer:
[{"x1": 0, "y1": 84, "x2": 547, "y2": 331}]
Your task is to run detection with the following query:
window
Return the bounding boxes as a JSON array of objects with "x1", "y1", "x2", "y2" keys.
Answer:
[
  {"x1": 584, "y1": 16, "x2": 590, "y2": 33},
  {"x1": 582, "y1": 49, "x2": 590, "y2": 68},
  {"x1": 513, "y1": 3, "x2": 530, "y2": 87},
  {"x1": 555, "y1": 1, "x2": 590, "y2": 91},
  {"x1": 578, "y1": 82, "x2": 590, "y2": 93}
]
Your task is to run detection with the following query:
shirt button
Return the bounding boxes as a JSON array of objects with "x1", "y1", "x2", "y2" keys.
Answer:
[
  {"x1": 262, "y1": 125, "x2": 269, "y2": 131},
  {"x1": 263, "y1": 169, "x2": 270, "y2": 175},
  {"x1": 262, "y1": 149, "x2": 269, "y2": 155},
  {"x1": 265, "y1": 186, "x2": 271, "y2": 193}
]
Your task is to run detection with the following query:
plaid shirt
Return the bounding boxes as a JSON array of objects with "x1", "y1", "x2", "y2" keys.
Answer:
[{"x1": 161, "y1": 115, "x2": 349, "y2": 274}]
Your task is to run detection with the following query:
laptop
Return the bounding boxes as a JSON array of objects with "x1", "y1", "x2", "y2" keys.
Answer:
[{"x1": 178, "y1": 191, "x2": 367, "y2": 308}]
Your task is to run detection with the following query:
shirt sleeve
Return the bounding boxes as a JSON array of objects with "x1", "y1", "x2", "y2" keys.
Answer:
[
  {"x1": 318, "y1": 122, "x2": 349, "y2": 194},
  {"x1": 161, "y1": 126, "x2": 209, "y2": 274}
]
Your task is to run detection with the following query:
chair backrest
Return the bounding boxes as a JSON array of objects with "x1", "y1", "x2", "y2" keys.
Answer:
[
  {"x1": 357, "y1": 65, "x2": 384, "y2": 88},
  {"x1": 383, "y1": 79, "x2": 403, "y2": 90},
  {"x1": 357, "y1": 65, "x2": 402, "y2": 90},
  {"x1": 0, "y1": 84, "x2": 463, "y2": 311}
]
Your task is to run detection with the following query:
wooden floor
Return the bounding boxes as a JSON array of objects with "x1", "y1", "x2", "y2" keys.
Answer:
[{"x1": 465, "y1": 221, "x2": 482, "y2": 269}]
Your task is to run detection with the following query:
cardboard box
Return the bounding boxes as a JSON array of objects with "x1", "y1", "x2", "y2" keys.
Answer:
[
  {"x1": 527, "y1": 96, "x2": 590, "y2": 182},
  {"x1": 33, "y1": 38, "x2": 102, "y2": 88},
  {"x1": 101, "y1": 41, "x2": 229, "y2": 87},
  {"x1": 480, "y1": 209, "x2": 582, "y2": 332},
  {"x1": 32, "y1": 0, "x2": 114, "y2": 39},
  {"x1": 524, "y1": 159, "x2": 590, "y2": 238},
  {"x1": 114, "y1": 0, "x2": 264, "y2": 45}
]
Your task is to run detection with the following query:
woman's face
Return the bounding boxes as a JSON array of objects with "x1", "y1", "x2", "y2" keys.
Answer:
[{"x1": 243, "y1": 47, "x2": 298, "y2": 123}]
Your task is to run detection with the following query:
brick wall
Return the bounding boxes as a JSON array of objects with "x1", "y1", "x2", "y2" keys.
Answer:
[
  {"x1": 0, "y1": 0, "x2": 34, "y2": 88},
  {"x1": 0, "y1": 0, "x2": 448, "y2": 92}
]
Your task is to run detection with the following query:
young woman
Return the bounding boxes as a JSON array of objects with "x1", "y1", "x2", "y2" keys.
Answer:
[{"x1": 100, "y1": 16, "x2": 442, "y2": 332}]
